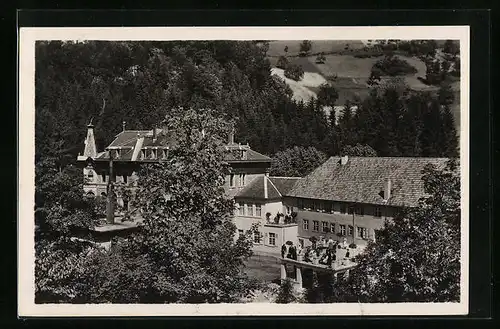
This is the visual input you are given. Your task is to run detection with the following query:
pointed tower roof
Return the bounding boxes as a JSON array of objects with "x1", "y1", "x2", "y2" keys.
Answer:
[{"x1": 83, "y1": 119, "x2": 97, "y2": 158}]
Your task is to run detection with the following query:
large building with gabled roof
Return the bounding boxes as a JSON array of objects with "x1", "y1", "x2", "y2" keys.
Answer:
[
  {"x1": 76, "y1": 121, "x2": 272, "y2": 213},
  {"x1": 281, "y1": 155, "x2": 450, "y2": 249}
]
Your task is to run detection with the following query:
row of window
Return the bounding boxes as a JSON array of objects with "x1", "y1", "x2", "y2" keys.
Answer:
[
  {"x1": 236, "y1": 202, "x2": 262, "y2": 217},
  {"x1": 229, "y1": 174, "x2": 246, "y2": 188},
  {"x1": 297, "y1": 199, "x2": 383, "y2": 217},
  {"x1": 302, "y1": 219, "x2": 370, "y2": 239},
  {"x1": 238, "y1": 230, "x2": 276, "y2": 245},
  {"x1": 139, "y1": 148, "x2": 169, "y2": 160}
]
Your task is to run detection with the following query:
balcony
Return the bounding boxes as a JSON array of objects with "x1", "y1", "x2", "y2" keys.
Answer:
[{"x1": 264, "y1": 212, "x2": 298, "y2": 226}]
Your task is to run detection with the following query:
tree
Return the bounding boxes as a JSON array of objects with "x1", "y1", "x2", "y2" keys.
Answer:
[
  {"x1": 341, "y1": 144, "x2": 377, "y2": 157},
  {"x1": 316, "y1": 83, "x2": 339, "y2": 108},
  {"x1": 440, "y1": 106, "x2": 459, "y2": 158},
  {"x1": 315, "y1": 53, "x2": 326, "y2": 64},
  {"x1": 438, "y1": 82, "x2": 455, "y2": 106},
  {"x1": 284, "y1": 63, "x2": 304, "y2": 81},
  {"x1": 299, "y1": 40, "x2": 312, "y2": 56},
  {"x1": 275, "y1": 278, "x2": 297, "y2": 303},
  {"x1": 270, "y1": 146, "x2": 328, "y2": 177},
  {"x1": 367, "y1": 68, "x2": 382, "y2": 86},
  {"x1": 117, "y1": 107, "x2": 256, "y2": 303},
  {"x1": 276, "y1": 56, "x2": 289, "y2": 70},
  {"x1": 443, "y1": 40, "x2": 460, "y2": 57},
  {"x1": 330, "y1": 160, "x2": 460, "y2": 302},
  {"x1": 372, "y1": 54, "x2": 418, "y2": 76},
  {"x1": 284, "y1": 45, "x2": 289, "y2": 53},
  {"x1": 34, "y1": 158, "x2": 102, "y2": 302}
]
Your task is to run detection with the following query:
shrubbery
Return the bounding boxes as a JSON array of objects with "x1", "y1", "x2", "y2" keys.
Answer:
[
  {"x1": 372, "y1": 55, "x2": 418, "y2": 76},
  {"x1": 284, "y1": 63, "x2": 304, "y2": 81}
]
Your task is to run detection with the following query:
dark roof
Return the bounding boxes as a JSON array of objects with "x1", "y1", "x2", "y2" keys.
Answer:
[
  {"x1": 235, "y1": 176, "x2": 300, "y2": 200},
  {"x1": 223, "y1": 143, "x2": 271, "y2": 163},
  {"x1": 269, "y1": 177, "x2": 301, "y2": 195},
  {"x1": 93, "y1": 130, "x2": 270, "y2": 163},
  {"x1": 285, "y1": 156, "x2": 450, "y2": 207}
]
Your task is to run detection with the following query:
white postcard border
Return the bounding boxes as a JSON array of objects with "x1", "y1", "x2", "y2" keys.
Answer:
[{"x1": 18, "y1": 26, "x2": 470, "y2": 317}]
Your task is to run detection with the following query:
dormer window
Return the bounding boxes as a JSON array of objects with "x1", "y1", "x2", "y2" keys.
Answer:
[
  {"x1": 114, "y1": 149, "x2": 121, "y2": 158},
  {"x1": 151, "y1": 149, "x2": 157, "y2": 159},
  {"x1": 140, "y1": 149, "x2": 145, "y2": 160}
]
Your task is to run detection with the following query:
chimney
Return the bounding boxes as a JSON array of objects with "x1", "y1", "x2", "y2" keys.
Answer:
[
  {"x1": 122, "y1": 121, "x2": 126, "y2": 132},
  {"x1": 264, "y1": 173, "x2": 269, "y2": 199},
  {"x1": 384, "y1": 178, "x2": 392, "y2": 200},
  {"x1": 83, "y1": 119, "x2": 97, "y2": 158},
  {"x1": 228, "y1": 128, "x2": 235, "y2": 144},
  {"x1": 340, "y1": 155, "x2": 349, "y2": 165}
]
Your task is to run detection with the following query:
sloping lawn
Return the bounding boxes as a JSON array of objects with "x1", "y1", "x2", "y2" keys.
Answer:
[{"x1": 267, "y1": 40, "x2": 366, "y2": 57}]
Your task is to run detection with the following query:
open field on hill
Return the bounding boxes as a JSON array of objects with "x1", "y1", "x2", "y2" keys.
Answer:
[
  {"x1": 267, "y1": 40, "x2": 367, "y2": 57},
  {"x1": 268, "y1": 51, "x2": 461, "y2": 131}
]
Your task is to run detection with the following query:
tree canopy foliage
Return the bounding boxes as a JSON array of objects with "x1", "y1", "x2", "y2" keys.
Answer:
[
  {"x1": 335, "y1": 83, "x2": 459, "y2": 158},
  {"x1": 372, "y1": 54, "x2": 418, "y2": 76},
  {"x1": 284, "y1": 63, "x2": 305, "y2": 81},
  {"x1": 299, "y1": 40, "x2": 312, "y2": 56},
  {"x1": 36, "y1": 108, "x2": 259, "y2": 303},
  {"x1": 270, "y1": 146, "x2": 328, "y2": 177}
]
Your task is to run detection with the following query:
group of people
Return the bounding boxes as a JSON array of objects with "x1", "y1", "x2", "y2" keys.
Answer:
[{"x1": 281, "y1": 237, "x2": 354, "y2": 267}]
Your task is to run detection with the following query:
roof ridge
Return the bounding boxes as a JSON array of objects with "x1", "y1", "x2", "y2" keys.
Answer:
[{"x1": 269, "y1": 176, "x2": 301, "y2": 179}]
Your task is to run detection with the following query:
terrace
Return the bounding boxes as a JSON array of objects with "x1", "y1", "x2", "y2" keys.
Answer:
[{"x1": 279, "y1": 239, "x2": 362, "y2": 289}]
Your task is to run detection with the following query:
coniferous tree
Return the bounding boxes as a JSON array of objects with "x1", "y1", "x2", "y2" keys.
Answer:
[
  {"x1": 441, "y1": 105, "x2": 459, "y2": 158},
  {"x1": 420, "y1": 100, "x2": 444, "y2": 157}
]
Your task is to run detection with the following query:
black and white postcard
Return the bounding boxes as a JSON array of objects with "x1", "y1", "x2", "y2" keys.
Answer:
[{"x1": 18, "y1": 26, "x2": 469, "y2": 316}]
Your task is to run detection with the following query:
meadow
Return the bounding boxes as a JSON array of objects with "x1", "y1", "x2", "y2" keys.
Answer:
[{"x1": 267, "y1": 40, "x2": 460, "y2": 131}]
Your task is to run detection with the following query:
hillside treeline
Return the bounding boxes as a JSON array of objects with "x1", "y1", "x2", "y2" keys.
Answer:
[{"x1": 36, "y1": 40, "x2": 458, "y2": 169}]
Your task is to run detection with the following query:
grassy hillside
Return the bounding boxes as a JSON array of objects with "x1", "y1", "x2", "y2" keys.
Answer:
[
  {"x1": 267, "y1": 48, "x2": 461, "y2": 131},
  {"x1": 267, "y1": 40, "x2": 366, "y2": 57}
]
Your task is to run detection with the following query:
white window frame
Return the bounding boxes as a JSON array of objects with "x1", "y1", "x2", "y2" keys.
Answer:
[
  {"x1": 357, "y1": 226, "x2": 368, "y2": 239},
  {"x1": 374, "y1": 206, "x2": 382, "y2": 217},
  {"x1": 339, "y1": 224, "x2": 346, "y2": 236},
  {"x1": 254, "y1": 231, "x2": 261, "y2": 244},
  {"x1": 303, "y1": 219, "x2": 309, "y2": 230},
  {"x1": 330, "y1": 222, "x2": 336, "y2": 233},
  {"x1": 312, "y1": 220, "x2": 319, "y2": 232},
  {"x1": 255, "y1": 204, "x2": 262, "y2": 217},
  {"x1": 238, "y1": 202, "x2": 244, "y2": 216},
  {"x1": 348, "y1": 225, "x2": 354, "y2": 236},
  {"x1": 229, "y1": 174, "x2": 235, "y2": 187},
  {"x1": 268, "y1": 232, "x2": 276, "y2": 246},
  {"x1": 322, "y1": 221, "x2": 329, "y2": 233}
]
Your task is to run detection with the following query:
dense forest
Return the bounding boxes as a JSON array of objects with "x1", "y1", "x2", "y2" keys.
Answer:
[{"x1": 35, "y1": 40, "x2": 458, "y2": 172}]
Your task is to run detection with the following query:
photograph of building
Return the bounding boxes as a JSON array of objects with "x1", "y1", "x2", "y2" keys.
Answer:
[{"x1": 25, "y1": 30, "x2": 465, "y2": 312}]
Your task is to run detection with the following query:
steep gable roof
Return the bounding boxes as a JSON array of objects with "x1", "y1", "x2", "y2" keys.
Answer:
[{"x1": 286, "y1": 156, "x2": 450, "y2": 207}]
